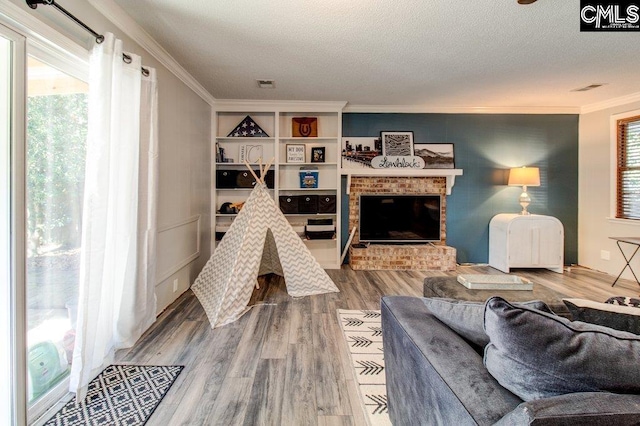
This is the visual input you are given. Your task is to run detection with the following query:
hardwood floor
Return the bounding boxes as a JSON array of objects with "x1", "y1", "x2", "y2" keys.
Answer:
[{"x1": 115, "y1": 265, "x2": 640, "y2": 426}]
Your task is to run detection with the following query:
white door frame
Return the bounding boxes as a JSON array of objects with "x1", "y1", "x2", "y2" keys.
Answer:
[{"x1": 0, "y1": 21, "x2": 27, "y2": 426}]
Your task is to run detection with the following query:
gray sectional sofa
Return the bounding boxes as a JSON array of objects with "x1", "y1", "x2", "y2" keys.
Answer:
[{"x1": 381, "y1": 296, "x2": 640, "y2": 425}]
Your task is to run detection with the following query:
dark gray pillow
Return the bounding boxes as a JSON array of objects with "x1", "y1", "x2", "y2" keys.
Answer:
[
  {"x1": 484, "y1": 296, "x2": 640, "y2": 401},
  {"x1": 422, "y1": 297, "x2": 552, "y2": 347},
  {"x1": 563, "y1": 298, "x2": 640, "y2": 335}
]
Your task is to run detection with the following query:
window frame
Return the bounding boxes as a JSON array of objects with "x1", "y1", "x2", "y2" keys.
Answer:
[
  {"x1": 612, "y1": 110, "x2": 640, "y2": 221},
  {"x1": 0, "y1": 21, "x2": 27, "y2": 426}
]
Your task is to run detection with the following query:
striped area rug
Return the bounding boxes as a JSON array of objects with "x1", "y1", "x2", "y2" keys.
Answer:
[{"x1": 337, "y1": 309, "x2": 391, "y2": 426}]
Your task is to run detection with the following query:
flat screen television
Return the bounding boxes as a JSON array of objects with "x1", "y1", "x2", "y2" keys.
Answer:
[{"x1": 359, "y1": 194, "x2": 441, "y2": 243}]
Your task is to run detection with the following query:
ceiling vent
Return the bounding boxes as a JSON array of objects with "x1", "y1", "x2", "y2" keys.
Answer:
[
  {"x1": 257, "y1": 79, "x2": 275, "y2": 89},
  {"x1": 571, "y1": 84, "x2": 606, "y2": 92}
]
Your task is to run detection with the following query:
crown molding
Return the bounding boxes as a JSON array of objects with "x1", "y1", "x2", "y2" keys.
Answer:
[
  {"x1": 87, "y1": 0, "x2": 216, "y2": 106},
  {"x1": 214, "y1": 99, "x2": 347, "y2": 112},
  {"x1": 580, "y1": 91, "x2": 640, "y2": 114},
  {"x1": 343, "y1": 104, "x2": 580, "y2": 114}
]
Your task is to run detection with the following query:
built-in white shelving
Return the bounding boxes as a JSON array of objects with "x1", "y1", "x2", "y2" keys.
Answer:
[{"x1": 212, "y1": 101, "x2": 346, "y2": 269}]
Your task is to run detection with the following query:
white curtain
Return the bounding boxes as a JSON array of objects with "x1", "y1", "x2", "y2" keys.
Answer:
[{"x1": 70, "y1": 32, "x2": 158, "y2": 400}]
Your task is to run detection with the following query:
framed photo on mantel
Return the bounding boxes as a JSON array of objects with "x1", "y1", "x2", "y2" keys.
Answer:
[
  {"x1": 414, "y1": 143, "x2": 455, "y2": 169},
  {"x1": 380, "y1": 131, "x2": 414, "y2": 156}
]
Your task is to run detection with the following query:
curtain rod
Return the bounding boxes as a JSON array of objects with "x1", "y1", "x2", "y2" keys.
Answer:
[
  {"x1": 27, "y1": 0, "x2": 104, "y2": 43},
  {"x1": 26, "y1": 0, "x2": 150, "y2": 76}
]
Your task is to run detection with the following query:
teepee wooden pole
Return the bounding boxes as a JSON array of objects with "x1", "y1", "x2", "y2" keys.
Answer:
[
  {"x1": 244, "y1": 161, "x2": 261, "y2": 184},
  {"x1": 263, "y1": 157, "x2": 274, "y2": 178}
]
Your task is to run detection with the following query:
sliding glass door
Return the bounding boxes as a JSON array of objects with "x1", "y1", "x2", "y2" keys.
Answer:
[
  {"x1": 25, "y1": 54, "x2": 88, "y2": 417},
  {"x1": 0, "y1": 17, "x2": 88, "y2": 424},
  {"x1": 0, "y1": 23, "x2": 27, "y2": 426}
]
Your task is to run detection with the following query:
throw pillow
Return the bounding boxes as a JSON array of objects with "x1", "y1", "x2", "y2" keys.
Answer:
[
  {"x1": 484, "y1": 296, "x2": 640, "y2": 401},
  {"x1": 563, "y1": 298, "x2": 640, "y2": 335},
  {"x1": 422, "y1": 297, "x2": 552, "y2": 347}
]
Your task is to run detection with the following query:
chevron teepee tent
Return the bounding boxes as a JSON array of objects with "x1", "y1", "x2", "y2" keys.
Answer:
[{"x1": 192, "y1": 162, "x2": 339, "y2": 328}]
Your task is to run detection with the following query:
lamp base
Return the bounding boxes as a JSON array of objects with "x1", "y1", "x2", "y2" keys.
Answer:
[{"x1": 519, "y1": 188, "x2": 531, "y2": 215}]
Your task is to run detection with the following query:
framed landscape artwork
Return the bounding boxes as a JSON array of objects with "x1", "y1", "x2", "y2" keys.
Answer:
[
  {"x1": 414, "y1": 143, "x2": 455, "y2": 169},
  {"x1": 381, "y1": 131, "x2": 414, "y2": 156}
]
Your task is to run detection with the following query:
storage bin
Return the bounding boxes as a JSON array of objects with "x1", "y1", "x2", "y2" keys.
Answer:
[
  {"x1": 236, "y1": 170, "x2": 256, "y2": 188},
  {"x1": 308, "y1": 218, "x2": 333, "y2": 226},
  {"x1": 236, "y1": 169, "x2": 274, "y2": 188},
  {"x1": 299, "y1": 195, "x2": 319, "y2": 214},
  {"x1": 318, "y1": 195, "x2": 337, "y2": 213},
  {"x1": 305, "y1": 224, "x2": 336, "y2": 240},
  {"x1": 279, "y1": 196, "x2": 299, "y2": 214},
  {"x1": 299, "y1": 168, "x2": 319, "y2": 188},
  {"x1": 216, "y1": 170, "x2": 237, "y2": 188}
]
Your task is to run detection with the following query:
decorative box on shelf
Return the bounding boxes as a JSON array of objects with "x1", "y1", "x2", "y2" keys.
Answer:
[{"x1": 299, "y1": 167, "x2": 319, "y2": 188}]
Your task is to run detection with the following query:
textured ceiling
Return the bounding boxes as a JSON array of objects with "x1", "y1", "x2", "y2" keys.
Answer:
[{"x1": 111, "y1": 0, "x2": 640, "y2": 109}]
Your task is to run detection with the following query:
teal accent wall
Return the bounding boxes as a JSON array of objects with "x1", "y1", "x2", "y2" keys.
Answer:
[{"x1": 342, "y1": 113, "x2": 579, "y2": 265}]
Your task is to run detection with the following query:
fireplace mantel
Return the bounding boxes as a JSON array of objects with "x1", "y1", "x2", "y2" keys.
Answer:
[{"x1": 341, "y1": 168, "x2": 463, "y2": 195}]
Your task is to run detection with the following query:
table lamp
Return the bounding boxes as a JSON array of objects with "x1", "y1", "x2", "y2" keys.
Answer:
[{"x1": 508, "y1": 166, "x2": 540, "y2": 215}]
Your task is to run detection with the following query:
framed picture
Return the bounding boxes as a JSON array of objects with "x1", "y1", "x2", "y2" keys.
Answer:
[
  {"x1": 380, "y1": 131, "x2": 414, "y2": 156},
  {"x1": 311, "y1": 146, "x2": 325, "y2": 163},
  {"x1": 414, "y1": 143, "x2": 455, "y2": 169},
  {"x1": 239, "y1": 144, "x2": 263, "y2": 163},
  {"x1": 292, "y1": 117, "x2": 318, "y2": 137},
  {"x1": 286, "y1": 144, "x2": 305, "y2": 163}
]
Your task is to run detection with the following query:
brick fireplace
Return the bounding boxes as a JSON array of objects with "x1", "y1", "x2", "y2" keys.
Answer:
[{"x1": 348, "y1": 176, "x2": 457, "y2": 271}]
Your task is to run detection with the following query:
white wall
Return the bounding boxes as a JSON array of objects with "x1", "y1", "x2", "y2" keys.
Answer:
[
  {"x1": 7, "y1": 0, "x2": 212, "y2": 313},
  {"x1": 579, "y1": 100, "x2": 640, "y2": 280}
]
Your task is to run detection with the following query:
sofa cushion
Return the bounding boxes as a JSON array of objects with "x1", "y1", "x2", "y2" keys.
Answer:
[
  {"x1": 484, "y1": 296, "x2": 640, "y2": 401},
  {"x1": 423, "y1": 297, "x2": 552, "y2": 347},
  {"x1": 564, "y1": 298, "x2": 640, "y2": 335}
]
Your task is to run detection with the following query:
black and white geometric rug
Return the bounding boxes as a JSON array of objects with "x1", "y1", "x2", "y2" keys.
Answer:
[
  {"x1": 337, "y1": 310, "x2": 391, "y2": 426},
  {"x1": 44, "y1": 364, "x2": 183, "y2": 426}
]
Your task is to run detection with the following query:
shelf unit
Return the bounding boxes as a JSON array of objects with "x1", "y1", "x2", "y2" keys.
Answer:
[{"x1": 212, "y1": 101, "x2": 346, "y2": 269}]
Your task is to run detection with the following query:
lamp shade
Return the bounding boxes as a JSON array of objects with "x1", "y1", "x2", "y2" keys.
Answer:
[{"x1": 508, "y1": 167, "x2": 540, "y2": 187}]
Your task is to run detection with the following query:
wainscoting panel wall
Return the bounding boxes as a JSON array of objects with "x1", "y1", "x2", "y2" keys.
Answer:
[
  {"x1": 157, "y1": 215, "x2": 201, "y2": 283},
  {"x1": 342, "y1": 113, "x2": 579, "y2": 264}
]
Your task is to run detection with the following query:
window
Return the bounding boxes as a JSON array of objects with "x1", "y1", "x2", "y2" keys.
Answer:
[{"x1": 616, "y1": 115, "x2": 640, "y2": 219}]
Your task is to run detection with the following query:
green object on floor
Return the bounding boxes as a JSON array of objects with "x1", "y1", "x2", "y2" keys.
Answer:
[{"x1": 28, "y1": 341, "x2": 69, "y2": 400}]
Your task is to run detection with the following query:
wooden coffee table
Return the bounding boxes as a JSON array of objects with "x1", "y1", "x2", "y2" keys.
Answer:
[{"x1": 423, "y1": 276, "x2": 570, "y2": 316}]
